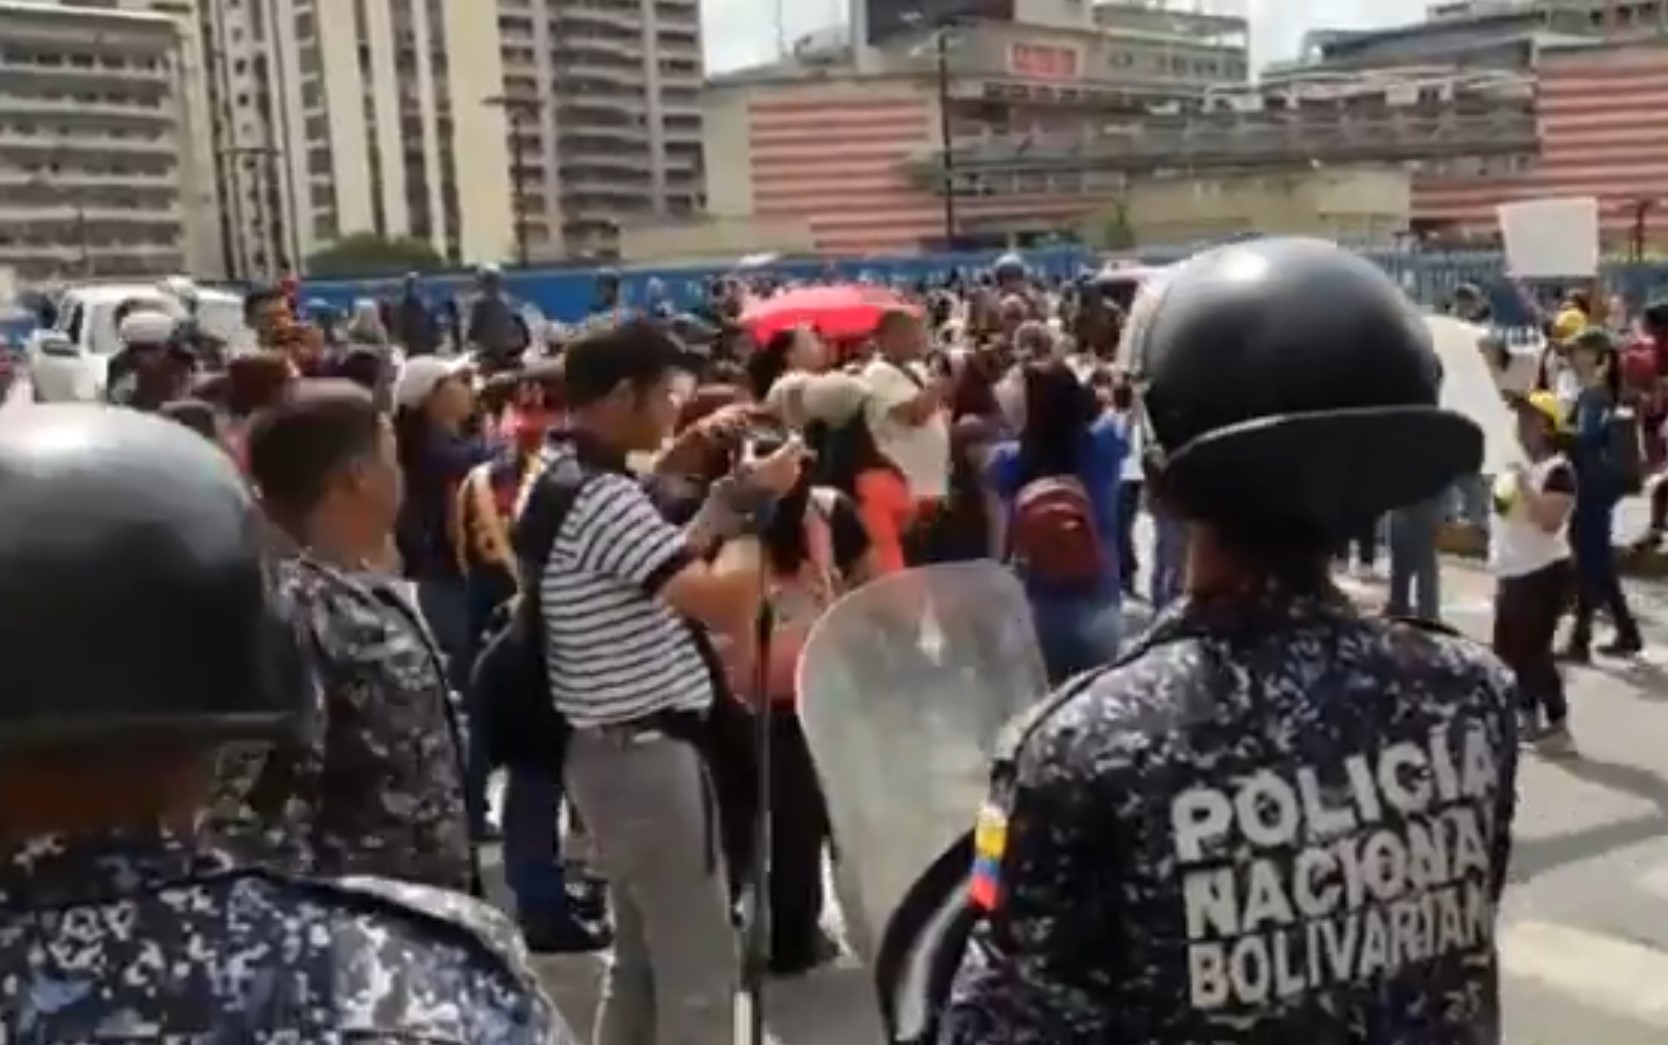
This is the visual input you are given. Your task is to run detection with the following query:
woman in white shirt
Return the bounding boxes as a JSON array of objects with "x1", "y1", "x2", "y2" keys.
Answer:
[{"x1": 1491, "y1": 391, "x2": 1579, "y2": 757}]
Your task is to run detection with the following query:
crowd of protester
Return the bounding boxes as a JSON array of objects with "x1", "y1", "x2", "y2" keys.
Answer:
[{"x1": 33, "y1": 248, "x2": 1663, "y2": 1043}]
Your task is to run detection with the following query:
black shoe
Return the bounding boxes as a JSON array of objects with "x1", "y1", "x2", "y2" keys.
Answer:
[
  {"x1": 1598, "y1": 636, "x2": 1645, "y2": 657},
  {"x1": 521, "y1": 911, "x2": 612, "y2": 955}
]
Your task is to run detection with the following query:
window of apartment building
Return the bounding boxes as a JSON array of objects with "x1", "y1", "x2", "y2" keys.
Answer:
[
  {"x1": 296, "y1": 10, "x2": 316, "y2": 37},
  {"x1": 301, "y1": 79, "x2": 324, "y2": 109},
  {"x1": 307, "y1": 148, "x2": 332, "y2": 176},
  {"x1": 410, "y1": 204, "x2": 433, "y2": 243},
  {"x1": 314, "y1": 212, "x2": 338, "y2": 241},
  {"x1": 311, "y1": 183, "x2": 336, "y2": 212},
  {"x1": 305, "y1": 114, "x2": 328, "y2": 141}
]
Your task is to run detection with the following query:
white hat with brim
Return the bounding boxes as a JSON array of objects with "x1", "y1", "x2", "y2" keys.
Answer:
[
  {"x1": 393, "y1": 355, "x2": 472, "y2": 410},
  {"x1": 118, "y1": 310, "x2": 179, "y2": 347}
]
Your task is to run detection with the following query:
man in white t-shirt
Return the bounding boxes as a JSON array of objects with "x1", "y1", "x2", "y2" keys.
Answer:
[{"x1": 862, "y1": 308, "x2": 951, "y2": 504}]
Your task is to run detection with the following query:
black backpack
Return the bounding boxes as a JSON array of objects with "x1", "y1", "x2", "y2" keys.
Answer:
[{"x1": 471, "y1": 453, "x2": 590, "y2": 772}]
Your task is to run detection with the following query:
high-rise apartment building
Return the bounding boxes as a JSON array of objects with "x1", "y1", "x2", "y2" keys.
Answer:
[
  {"x1": 494, "y1": 0, "x2": 706, "y2": 260},
  {"x1": 0, "y1": 0, "x2": 219, "y2": 281},
  {"x1": 202, "y1": 0, "x2": 516, "y2": 277}
]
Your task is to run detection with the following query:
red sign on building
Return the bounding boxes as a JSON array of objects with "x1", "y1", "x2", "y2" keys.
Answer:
[{"x1": 1009, "y1": 43, "x2": 1080, "y2": 80}]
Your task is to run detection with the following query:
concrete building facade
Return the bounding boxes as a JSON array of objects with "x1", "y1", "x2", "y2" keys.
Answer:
[
  {"x1": 0, "y1": 0, "x2": 221, "y2": 282},
  {"x1": 1117, "y1": 168, "x2": 1413, "y2": 246},
  {"x1": 200, "y1": 0, "x2": 516, "y2": 277},
  {"x1": 1271, "y1": 0, "x2": 1668, "y2": 246},
  {"x1": 704, "y1": 2, "x2": 1253, "y2": 255},
  {"x1": 493, "y1": 0, "x2": 706, "y2": 260},
  {"x1": 704, "y1": 1, "x2": 1535, "y2": 255}
]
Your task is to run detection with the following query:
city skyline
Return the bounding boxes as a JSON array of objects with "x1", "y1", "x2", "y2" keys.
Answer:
[{"x1": 700, "y1": 0, "x2": 1430, "y2": 73}]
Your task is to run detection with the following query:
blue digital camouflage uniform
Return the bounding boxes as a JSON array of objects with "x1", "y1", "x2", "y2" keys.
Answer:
[
  {"x1": 943, "y1": 589, "x2": 1520, "y2": 1044},
  {"x1": 0, "y1": 826, "x2": 575, "y2": 1043},
  {"x1": 208, "y1": 553, "x2": 475, "y2": 893}
]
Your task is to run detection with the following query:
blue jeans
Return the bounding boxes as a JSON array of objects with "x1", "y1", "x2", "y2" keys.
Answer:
[
  {"x1": 1453, "y1": 475, "x2": 1491, "y2": 531},
  {"x1": 1151, "y1": 509, "x2": 1187, "y2": 610},
  {"x1": 502, "y1": 763, "x2": 568, "y2": 920},
  {"x1": 1030, "y1": 594, "x2": 1123, "y2": 685},
  {"x1": 417, "y1": 577, "x2": 490, "y2": 837},
  {"x1": 1569, "y1": 497, "x2": 1640, "y2": 646},
  {"x1": 1388, "y1": 500, "x2": 1442, "y2": 620}
]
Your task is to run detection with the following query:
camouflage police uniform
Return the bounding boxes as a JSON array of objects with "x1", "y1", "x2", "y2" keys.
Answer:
[
  {"x1": 0, "y1": 405, "x2": 574, "y2": 1043},
  {"x1": 210, "y1": 553, "x2": 475, "y2": 893},
  {"x1": 941, "y1": 591, "x2": 1519, "y2": 1043},
  {"x1": 939, "y1": 238, "x2": 1518, "y2": 1044},
  {"x1": 0, "y1": 827, "x2": 574, "y2": 1043}
]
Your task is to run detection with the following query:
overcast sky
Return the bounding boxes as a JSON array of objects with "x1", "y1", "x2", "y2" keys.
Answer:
[{"x1": 700, "y1": 0, "x2": 1432, "y2": 75}]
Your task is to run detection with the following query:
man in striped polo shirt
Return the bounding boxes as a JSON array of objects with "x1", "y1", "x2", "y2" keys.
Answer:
[{"x1": 536, "y1": 319, "x2": 804, "y2": 1043}]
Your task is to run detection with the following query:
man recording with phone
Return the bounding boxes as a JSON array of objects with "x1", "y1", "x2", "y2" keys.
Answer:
[{"x1": 530, "y1": 319, "x2": 805, "y2": 1044}]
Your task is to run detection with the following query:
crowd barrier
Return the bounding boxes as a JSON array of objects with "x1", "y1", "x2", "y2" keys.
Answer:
[{"x1": 297, "y1": 246, "x2": 1668, "y2": 328}]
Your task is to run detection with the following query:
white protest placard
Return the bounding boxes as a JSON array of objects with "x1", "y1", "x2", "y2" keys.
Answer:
[
  {"x1": 1497, "y1": 197, "x2": 1599, "y2": 279},
  {"x1": 1424, "y1": 314, "x2": 1525, "y2": 475}
]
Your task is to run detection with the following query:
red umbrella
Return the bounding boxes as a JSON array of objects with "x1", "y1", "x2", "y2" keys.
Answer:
[{"x1": 740, "y1": 284, "x2": 918, "y2": 342}]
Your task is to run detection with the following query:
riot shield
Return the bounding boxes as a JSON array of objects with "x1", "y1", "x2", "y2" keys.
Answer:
[{"x1": 796, "y1": 562, "x2": 1048, "y2": 966}]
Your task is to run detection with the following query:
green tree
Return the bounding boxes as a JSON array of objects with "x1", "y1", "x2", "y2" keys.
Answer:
[
  {"x1": 1085, "y1": 198, "x2": 1136, "y2": 251},
  {"x1": 305, "y1": 231, "x2": 446, "y2": 277}
]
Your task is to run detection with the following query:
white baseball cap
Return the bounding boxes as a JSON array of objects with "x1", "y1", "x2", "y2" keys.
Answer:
[
  {"x1": 118, "y1": 310, "x2": 179, "y2": 347},
  {"x1": 393, "y1": 355, "x2": 471, "y2": 410}
]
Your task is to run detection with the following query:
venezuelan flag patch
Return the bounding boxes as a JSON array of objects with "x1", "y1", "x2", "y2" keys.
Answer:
[{"x1": 969, "y1": 801, "x2": 1009, "y2": 911}]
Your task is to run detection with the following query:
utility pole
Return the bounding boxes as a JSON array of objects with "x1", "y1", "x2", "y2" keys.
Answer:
[
  {"x1": 906, "y1": 11, "x2": 959, "y2": 249},
  {"x1": 1632, "y1": 198, "x2": 1655, "y2": 264},
  {"x1": 484, "y1": 94, "x2": 543, "y2": 268},
  {"x1": 935, "y1": 27, "x2": 958, "y2": 248}
]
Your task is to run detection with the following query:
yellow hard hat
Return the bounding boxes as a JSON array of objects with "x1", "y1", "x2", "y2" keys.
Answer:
[
  {"x1": 1550, "y1": 308, "x2": 1587, "y2": 344},
  {"x1": 1524, "y1": 390, "x2": 1569, "y2": 433}
]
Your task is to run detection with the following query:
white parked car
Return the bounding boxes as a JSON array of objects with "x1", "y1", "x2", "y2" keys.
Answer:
[{"x1": 27, "y1": 282, "x2": 255, "y2": 403}]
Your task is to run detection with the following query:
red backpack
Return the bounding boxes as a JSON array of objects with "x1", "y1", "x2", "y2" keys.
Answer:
[{"x1": 1008, "y1": 476, "x2": 1106, "y2": 590}]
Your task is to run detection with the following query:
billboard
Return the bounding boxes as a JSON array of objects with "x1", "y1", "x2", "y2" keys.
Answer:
[{"x1": 865, "y1": 0, "x2": 1016, "y2": 43}]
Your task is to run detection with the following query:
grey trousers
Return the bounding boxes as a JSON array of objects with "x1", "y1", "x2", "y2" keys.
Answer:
[{"x1": 565, "y1": 727, "x2": 738, "y2": 1045}]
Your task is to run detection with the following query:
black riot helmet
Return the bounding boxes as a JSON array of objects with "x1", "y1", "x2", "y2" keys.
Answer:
[
  {"x1": 1129, "y1": 238, "x2": 1481, "y2": 538},
  {"x1": 0, "y1": 406, "x2": 302, "y2": 753}
]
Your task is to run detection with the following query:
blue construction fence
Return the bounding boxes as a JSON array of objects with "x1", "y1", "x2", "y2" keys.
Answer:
[{"x1": 298, "y1": 245, "x2": 1668, "y2": 329}]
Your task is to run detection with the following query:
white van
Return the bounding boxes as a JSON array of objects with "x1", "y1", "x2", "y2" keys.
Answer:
[{"x1": 27, "y1": 283, "x2": 254, "y2": 403}]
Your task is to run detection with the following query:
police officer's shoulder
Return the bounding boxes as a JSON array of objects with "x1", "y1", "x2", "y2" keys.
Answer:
[
  {"x1": 1378, "y1": 613, "x2": 1518, "y2": 695},
  {"x1": 996, "y1": 634, "x2": 1207, "y2": 780},
  {"x1": 1383, "y1": 613, "x2": 1463, "y2": 639},
  {"x1": 247, "y1": 871, "x2": 572, "y2": 1040},
  {"x1": 301, "y1": 873, "x2": 537, "y2": 970}
]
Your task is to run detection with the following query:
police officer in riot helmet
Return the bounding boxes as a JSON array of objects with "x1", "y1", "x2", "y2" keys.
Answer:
[
  {"x1": 0, "y1": 407, "x2": 575, "y2": 1043},
  {"x1": 942, "y1": 238, "x2": 1518, "y2": 1043}
]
